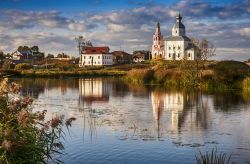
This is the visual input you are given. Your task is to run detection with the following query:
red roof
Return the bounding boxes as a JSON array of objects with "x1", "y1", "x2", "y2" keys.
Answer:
[{"x1": 83, "y1": 47, "x2": 110, "y2": 54}]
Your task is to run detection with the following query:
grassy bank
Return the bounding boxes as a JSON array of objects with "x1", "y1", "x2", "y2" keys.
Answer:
[
  {"x1": 0, "y1": 69, "x2": 126, "y2": 78},
  {"x1": 125, "y1": 60, "x2": 250, "y2": 91},
  {"x1": 1, "y1": 60, "x2": 250, "y2": 90}
]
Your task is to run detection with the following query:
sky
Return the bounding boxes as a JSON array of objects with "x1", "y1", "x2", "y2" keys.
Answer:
[{"x1": 0, "y1": 0, "x2": 249, "y2": 61}]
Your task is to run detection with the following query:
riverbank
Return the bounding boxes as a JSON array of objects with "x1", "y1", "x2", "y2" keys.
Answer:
[
  {"x1": 1, "y1": 60, "x2": 250, "y2": 90},
  {"x1": 0, "y1": 69, "x2": 126, "y2": 78}
]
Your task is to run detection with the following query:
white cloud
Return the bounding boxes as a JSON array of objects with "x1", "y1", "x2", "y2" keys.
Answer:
[
  {"x1": 238, "y1": 28, "x2": 250, "y2": 38},
  {"x1": 107, "y1": 23, "x2": 126, "y2": 32}
]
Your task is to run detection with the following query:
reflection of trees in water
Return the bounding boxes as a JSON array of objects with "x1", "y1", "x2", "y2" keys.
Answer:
[
  {"x1": 189, "y1": 91, "x2": 210, "y2": 130},
  {"x1": 213, "y1": 91, "x2": 250, "y2": 112},
  {"x1": 111, "y1": 80, "x2": 130, "y2": 97},
  {"x1": 127, "y1": 83, "x2": 150, "y2": 97},
  {"x1": 12, "y1": 78, "x2": 79, "y2": 98}
]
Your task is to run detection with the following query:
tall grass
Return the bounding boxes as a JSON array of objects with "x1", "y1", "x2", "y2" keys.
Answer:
[
  {"x1": 242, "y1": 77, "x2": 250, "y2": 90},
  {"x1": 196, "y1": 148, "x2": 232, "y2": 164},
  {"x1": 126, "y1": 68, "x2": 154, "y2": 83}
]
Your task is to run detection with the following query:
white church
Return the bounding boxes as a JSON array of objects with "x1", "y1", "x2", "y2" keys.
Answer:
[{"x1": 152, "y1": 13, "x2": 199, "y2": 60}]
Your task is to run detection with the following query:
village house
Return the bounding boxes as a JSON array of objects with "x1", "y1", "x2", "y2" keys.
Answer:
[
  {"x1": 132, "y1": 50, "x2": 151, "y2": 63},
  {"x1": 11, "y1": 46, "x2": 45, "y2": 62},
  {"x1": 112, "y1": 51, "x2": 131, "y2": 64},
  {"x1": 11, "y1": 50, "x2": 32, "y2": 61},
  {"x1": 79, "y1": 47, "x2": 113, "y2": 66},
  {"x1": 152, "y1": 14, "x2": 199, "y2": 60}
]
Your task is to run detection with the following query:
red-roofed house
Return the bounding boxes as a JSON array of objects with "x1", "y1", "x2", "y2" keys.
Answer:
[{"x1": 79, "y1": 46, "x2": 113, "y2": 67}]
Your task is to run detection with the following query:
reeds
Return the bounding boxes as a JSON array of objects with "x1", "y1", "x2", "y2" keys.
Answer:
[
  {"x1": 196, "y1": 148, "x2": 232, "y2": 164},
  {"x1": 0, "y1": 78, "x2": 76, "y2": 163}
]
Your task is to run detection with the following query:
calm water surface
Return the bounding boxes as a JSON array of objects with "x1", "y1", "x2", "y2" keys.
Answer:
[{"x1": 14, "y1": 78, "x2": 250, "y2": 164}]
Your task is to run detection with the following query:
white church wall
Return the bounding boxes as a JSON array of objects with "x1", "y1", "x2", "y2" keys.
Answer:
[{"x1": 165, "y1": 41, "x2": 185, "y2": 60}]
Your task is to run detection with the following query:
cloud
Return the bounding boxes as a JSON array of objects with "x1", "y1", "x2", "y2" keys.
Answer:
[
  {"x1": 0, "y1": 10, "x2": 95, "y2": 32},
  {"x1": 237, "y1": 28, "x2": 250, "y2": 38},
  {"x1": 0, "y1": 0, "x2": 249, "y2": 61}
]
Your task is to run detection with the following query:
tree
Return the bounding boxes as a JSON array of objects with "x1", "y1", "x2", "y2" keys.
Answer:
[
  {"x1": 47, "y1": 54, "x2": 54, "y2": 58},
  {"x1": 17, "y1": 46, "x2": 31, "y2": 52},
  {"x1": 0, "y1": 50, "x2": 5, "y2": 61},
  {"x1": 57, "y1": 53, "x2": 69, "y2": 58},
  {"x1": 192, "y1": 38, "x2": 216, "y2": 80},
  {"x1": 30, "y1": 46, "x2": 39, "y2": 53}
]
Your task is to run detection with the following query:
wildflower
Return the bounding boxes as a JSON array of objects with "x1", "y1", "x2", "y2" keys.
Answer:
[
  {"x1": 10, "y1": 82, "x2": 21, "y2": 93},
  {"x1": 17, "y1": 109, "x2": 29, "y2": 127},
  {"x1": 50, "y1": 116, "x2": 63, "y2": 128},
  {"x1": 65, "y1": 117, "x2": 76, "y2": 127},
  {"x1": 36, "y1": 110, "x2": 46, "y2": 121},
  {"x1": 2, "y1": 140, "x2": 13, "y2": 151}
]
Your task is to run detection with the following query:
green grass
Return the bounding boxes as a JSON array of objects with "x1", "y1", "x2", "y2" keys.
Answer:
[{"x1": 0, "y1": 69, "x2": 126, "y2": 78}]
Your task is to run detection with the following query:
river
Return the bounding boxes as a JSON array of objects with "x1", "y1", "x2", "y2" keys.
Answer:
[{"x1": 13, "y1": 78, "x2": 250, "y2": 164}]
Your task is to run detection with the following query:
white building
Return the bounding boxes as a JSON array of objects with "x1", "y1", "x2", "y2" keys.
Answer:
[
  {"x1": 151, "y1": 14, "x2": 199, "y2": 60},
  {"x1": 79, "y1": 47, "x2": 113, "y2": 66},
  {"x1": 152, "y1": 22, "x2": 165, "y2": 58}
]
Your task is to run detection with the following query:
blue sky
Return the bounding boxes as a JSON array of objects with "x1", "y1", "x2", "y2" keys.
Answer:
[{"x1": 0, "y1": 0, "x2": 249, "y2": 60}]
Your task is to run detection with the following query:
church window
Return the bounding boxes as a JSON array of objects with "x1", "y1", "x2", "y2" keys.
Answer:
[{"x1": 188, "y1": 53, "x2": 191, "y2": 57}]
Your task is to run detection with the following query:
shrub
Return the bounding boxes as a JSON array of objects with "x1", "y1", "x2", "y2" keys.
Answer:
[
  {"x1": 213, "y1": 60, "x2": 250, "y2": 84},
  {"x1": 15, "y1": 63, "x2": 33, "y2": 70},
  {"x1": 126, "y1": 68, "x2": 154, "y2": 83},
  {"x1": 242, "y1": 77, "x2": 250, "y2": 90},
  {"x1": 0, "y1": 78, "x2": 75, "y2": 163}
]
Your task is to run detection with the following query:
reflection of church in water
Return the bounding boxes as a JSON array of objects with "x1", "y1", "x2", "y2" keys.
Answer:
[
  {"x1": 151, "y1": 90, "x2": 209, "y2": 133},
  {"x1": 78, "y1": 79, "x2": 112, "y2": 107},
  {"x1": 151, "y1": 91, "x2": 186, "y2": 131}
]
